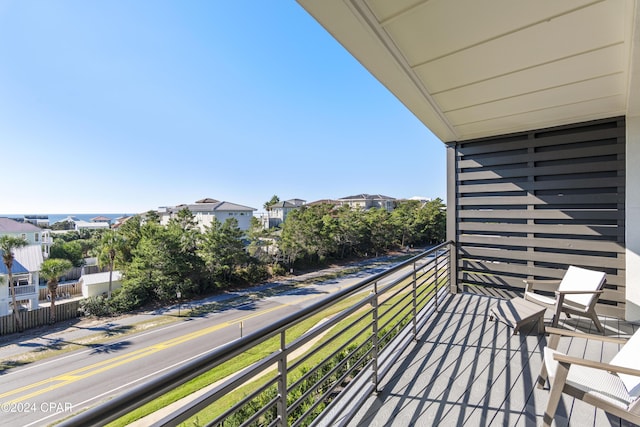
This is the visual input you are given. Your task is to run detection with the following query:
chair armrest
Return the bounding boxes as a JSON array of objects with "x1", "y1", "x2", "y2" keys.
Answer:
[
  {"x1": 552, "y1": 353, "x2": 640, "y2": 377},
  {"x1": 545, "y1": 327, "x2": 627, "y2": 344},
  {"x1": 524, "y1": 279, "x2": 561, "y2": 293}
]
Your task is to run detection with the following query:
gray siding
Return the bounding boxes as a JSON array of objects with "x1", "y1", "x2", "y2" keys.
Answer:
[{"x1": 451, "y1": 117, "x2": 626, "y2": 318}]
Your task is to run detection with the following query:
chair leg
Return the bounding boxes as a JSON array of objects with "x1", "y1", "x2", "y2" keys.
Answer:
[
  {"x1": 537, "y1": 363, "x2": 548, "y2": 389},
  {"x1": 552, "y1": 302, "x2": 564, "y2": 328},
  {"x1": 543, "y1": 361, "x2": 570, "y2": 427},
  {"x1": 591, "y1": 313, "x2": 604, "y2": 333}
]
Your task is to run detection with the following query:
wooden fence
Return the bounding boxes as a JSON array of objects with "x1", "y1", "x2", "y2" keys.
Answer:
[
  {"x1": 0, "y1": 300, "x2": 82, "y2": 336},
  {"x1": 38, "y1": 282, "x2": 82, "y2": 301}
]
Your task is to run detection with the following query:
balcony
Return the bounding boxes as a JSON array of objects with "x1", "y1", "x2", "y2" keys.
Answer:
[
  {"x1": 58, "y1": 244, "x2": 637, "y2": 427},
  {"x1": 12, "y1": 285, "x2": 37, "y2": 297},
  {"x1": 347, "y1": 292, "x2": 637, "y2": 427}
]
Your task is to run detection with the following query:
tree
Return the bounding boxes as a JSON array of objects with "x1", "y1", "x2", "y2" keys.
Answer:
[
  {"x1": 0, "y1": 236, "x2": 28, "y2": 331},
  {"x1": 39, "y1": 258, "x2": 73, "y2": 324},
  {"x1": 247, "y1": 216, "x2": 277, "y2": 264},
  {"x1": 199, "y1": 218, "x2": 247, "y2": 283},
  {"x1": 363, "y1": 208, "x2": 394, "y2": 256},
  {"x1": 263, "y1": 195, "x2": 280, "y2": 211},
  {"x1": 49, "y1": 240, "x2": 84, "y2": 267},
  {"x1": 97, "y1": 230, "x2": 125, "y2": 299},
  {"x1": 390, "y1": 200, "x2": 420, "y2": 248},
  {"x1": 333, "y1": 206, "x2": 367, "y2": 258},
  {"x1": 116, "y1": 215, "x2": 142, "y2": 263},
  {"x1": 415, "y1": 198, "x2": 446, "y2": 244},
  {"x1": 280, "y1": 204, "x2": 336, "y2": 266}
]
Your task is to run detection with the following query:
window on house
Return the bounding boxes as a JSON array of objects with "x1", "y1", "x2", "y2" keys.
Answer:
[
  {"x1": 21, "y1": 233, "x2": 26, "y2": 240},
  {"x1": 35, "y1": 233, "x2": 39, "y2": 242}
]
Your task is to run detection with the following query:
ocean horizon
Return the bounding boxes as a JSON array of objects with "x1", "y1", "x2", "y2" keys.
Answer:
[{"x1": 2, "y1": 213, "x2": 135, "y2": 224}]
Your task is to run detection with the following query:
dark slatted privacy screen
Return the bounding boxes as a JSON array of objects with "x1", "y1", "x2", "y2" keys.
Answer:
[{"x1": 453, "y1": 117, "x2": 625, "y2": 318}]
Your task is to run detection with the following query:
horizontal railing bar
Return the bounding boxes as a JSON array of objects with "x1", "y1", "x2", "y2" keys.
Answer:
[
  {"x1": 285, "y1": 294, "x2": 374, "y2": 357},
  {"x1": 291, "y1": 340, "x2": 373, "y2": 426},
  {"x1": 289, "y1": 321, "x2": 372, "y2": 382},
  {"x1": 238, "y1": 394, "x2": 278, "y2": 427},
  {"x1": 288, "y1": 322, "x2": 372, "y2": 389},
  {"x1": 377, "y1": 296, "x2": 414, "y2": 333},
  {"x1": 158, "y1": 366, "x2": 280, "y2": 426},
  {"x1": 287, "y1": 305, "x2": 374, "y2": 373},
  {"x1": 205, "y1": 379, "x2": 278, "y2": 427}
]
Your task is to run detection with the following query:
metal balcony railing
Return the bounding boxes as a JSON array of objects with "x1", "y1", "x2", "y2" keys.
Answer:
[{"x1": 59, "y1": 241, "x2": 454, "y2": 427}]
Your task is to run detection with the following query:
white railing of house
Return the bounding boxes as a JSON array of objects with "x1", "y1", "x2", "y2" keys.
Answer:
[{"x1": 12, "y1": 285, "x2": 36, "y2": 297}]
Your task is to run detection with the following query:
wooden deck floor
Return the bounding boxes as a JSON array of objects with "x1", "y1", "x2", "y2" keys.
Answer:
[{"x1": 349, "y1": 292, "x2": 639, "y2": 427}]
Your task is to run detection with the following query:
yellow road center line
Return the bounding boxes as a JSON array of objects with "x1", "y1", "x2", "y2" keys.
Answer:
[{"x1": 3, "y1": 300, "x2": 293, "y2": 403}]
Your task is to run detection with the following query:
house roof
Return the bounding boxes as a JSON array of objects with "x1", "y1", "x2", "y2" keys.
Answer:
[
  {"x1": 91, "y1": 216, "x2": 111, "y2": 222},
  {"x1": 213, "y1": 201, "x2": 257, "y2": 212},
  {"x1": 306, "y1": 199, "x2": 338, "y2": 206},
  {"x1": 0, "y1": 217, "x2": 42, "y2": 233},
  {"x1": 0, "y1": 250, "x2": 30, "y2": 275},
  {"x1": 297, "y1": 0, "x2": 639, "y2": 142},
  {"x1": 269, "y1": 201, "x2": 298, "y2": 209},
  {"x1": 80, "y1": 271, "x2": 122, "y2": 285},
  {"x1": 75, "y1": 221, "x2": 110, "y2": 229},
  {"x1": 12, "y1": 245, "x2": 44, "y2": 272},
  {"x1": 339, "y1": 194, "x2": 395, "y2": 201},
  {"x1": 165, "y1": 200, "x2": 256, "y2": 213}
]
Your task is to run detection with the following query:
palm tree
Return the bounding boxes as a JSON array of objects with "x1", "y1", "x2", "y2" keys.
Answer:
[
  {"x1": 40, "y1": 258, "x2": 73, "y2": 324},
  {"x1": 0, "y1": 236, "x2": 28, "y2": 331},
  {"x1": 263, "y1": 195, "x2": 280, "y2": 211},
  {"x1": 97, "y1": 230, "x2": 124, "y2": 299}
]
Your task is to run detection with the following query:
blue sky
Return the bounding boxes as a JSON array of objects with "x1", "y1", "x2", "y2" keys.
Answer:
[{"x1": 0, "y1": 1, "x2": 445, "y2": 215}]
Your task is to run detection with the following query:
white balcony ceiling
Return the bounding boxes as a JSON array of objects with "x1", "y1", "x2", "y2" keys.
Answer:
[{"x1": 297, "y1": 0, "x2": 640, "y2": 142}]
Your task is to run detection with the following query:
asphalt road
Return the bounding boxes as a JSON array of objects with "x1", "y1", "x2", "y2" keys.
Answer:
[{"x1": 0, "y1": 255, "x2": 417, "y2": 426}]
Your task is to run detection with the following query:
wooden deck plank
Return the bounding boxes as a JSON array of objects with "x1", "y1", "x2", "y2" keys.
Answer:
[{"x1": 348, "y1": 293, "x2": 638, "y2": 427}]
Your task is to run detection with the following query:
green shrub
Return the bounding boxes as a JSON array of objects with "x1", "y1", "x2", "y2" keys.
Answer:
[{"x1": 80, "y1": 296, "x2": 115, "y2": 317}]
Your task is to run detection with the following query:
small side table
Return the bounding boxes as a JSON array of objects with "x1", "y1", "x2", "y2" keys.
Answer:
[{"x1": 490, "y1": 297, "x2": 546, "y2": 335}]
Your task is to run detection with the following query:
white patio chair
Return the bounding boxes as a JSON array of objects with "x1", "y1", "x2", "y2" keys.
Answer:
[
  {"x1": 538, "y1": 327, "x2": 640, "y2": 426},
  {"x1": 524, "y1": 265, "x2": 606, "y2": 332}
]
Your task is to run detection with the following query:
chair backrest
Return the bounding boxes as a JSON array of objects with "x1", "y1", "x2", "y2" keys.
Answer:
[{"x1": 558, "y1": 266, "x2": 606, "y2": 308}]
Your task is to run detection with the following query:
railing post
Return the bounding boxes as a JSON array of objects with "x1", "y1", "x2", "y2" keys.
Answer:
[
  {"x1": 277, "y1": 331, "x2": 288, "y2": 426},
  {"x1": 434, "y1": 251, "x2": 440, "y2": 312},
  {"x1": 449, "y1": 241, "x2": 458, "y2": 294},
  {"x1": 412, "y1": 261, "x2": 417, "y2": 340},
  {"x1": 371, "y1": 281, "x2": 379, "y2": 392}
]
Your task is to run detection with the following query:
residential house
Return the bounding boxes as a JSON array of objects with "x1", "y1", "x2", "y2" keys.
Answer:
[
  {"x1": 112, "y1": 215, "x2": 133, "y2": 229},
  {"x1": 337, "y1": 193, "x2": 396, "y2": 211},
  {"x1": 23, "y1": 215, "x2": 50, "y2": 227},
  {"x1": 73, "y1": 220, "x2": 110, "y2": 231},
  {"x1": 91, "y1": 216, "x2": 112, "y2": 225},
  {"x1": 0, "y1": 218, "x2": 44, "y2": 315},
  {"x1": 262, "y1": 199, "x2": 306, "y2": 229},
  {"x1": 158, "y1": 198, "x2": 256, "y2": 231}
]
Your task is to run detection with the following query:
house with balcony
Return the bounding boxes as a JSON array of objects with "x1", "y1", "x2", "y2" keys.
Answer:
[
  {"x1": 158, "y1": 198, "x2": 257, "y2": 232},
  {"x1": 0, "y1": 218, "x2": 44, "y2": 315},
  {"x1": 60, "y1": 2, "x2": 640, "y2": 426},
  {"x1": 336, "y1": 193, "x2": 396, "y2": 211},
  {"x1": 261, "y1": 199, "x2": 306, "y2": 229}
]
